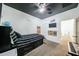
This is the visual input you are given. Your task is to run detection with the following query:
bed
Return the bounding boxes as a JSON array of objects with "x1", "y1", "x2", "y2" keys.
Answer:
[{"x1": 0, "y1": 26, "x2": 44, "y2": 56}]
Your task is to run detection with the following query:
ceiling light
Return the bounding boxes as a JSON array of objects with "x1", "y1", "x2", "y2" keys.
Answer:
[
  {"x1": 35, "y1": 3, "x2": 48, "y2": 8},
  {"x1": 39, "y1": 7, "x2": 46, "y2": 13},
  {"x1": 34, "y1": 3, "x2": 49, "y2": 13}
]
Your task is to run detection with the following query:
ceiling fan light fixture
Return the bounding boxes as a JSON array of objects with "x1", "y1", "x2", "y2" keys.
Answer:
[
  {"x1": 34, "y1": 3, "x2": 48, "y2": 13},
  {"x1": 39, "y1": 7, "x2": 46, "y2": 13}
]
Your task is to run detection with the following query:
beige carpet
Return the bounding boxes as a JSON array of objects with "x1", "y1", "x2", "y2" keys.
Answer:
[{"x1": 25, "y1": 36, "x2": 72, "y2": 56}]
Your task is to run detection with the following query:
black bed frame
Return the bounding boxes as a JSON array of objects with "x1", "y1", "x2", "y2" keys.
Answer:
[
  {"x1": 16, "y1": 34, "x2": 44, "y2": 56},
  {"x1": 0, "y1": 26, "x2": 44, "y2": 56}
]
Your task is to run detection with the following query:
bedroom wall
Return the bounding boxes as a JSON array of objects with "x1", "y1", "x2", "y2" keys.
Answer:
[
  {"x1": 1, "y1": 4, "x2": 42, "y2": 35},
  {"x1": 41, "y1": 18, "x2": 61, "y2": 43},
  {"x1": 41, "y1": 4, "x2": 79, "y2": 43}
]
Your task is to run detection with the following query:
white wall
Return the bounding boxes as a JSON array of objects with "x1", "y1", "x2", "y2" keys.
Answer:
[
  {"x1": 41, "y1": 4, "x2": 79, "y2": 43},
  {"x1": 1, "y1": 4, "x2": 42, "y2": 35},
  {"x1": 41, "y1": 18, "x2": 61, "y2": 43}
]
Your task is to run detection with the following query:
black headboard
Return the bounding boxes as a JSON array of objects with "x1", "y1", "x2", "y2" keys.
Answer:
[{"x1": 0, "y1": 26, "x2": 12, "y2": 47}]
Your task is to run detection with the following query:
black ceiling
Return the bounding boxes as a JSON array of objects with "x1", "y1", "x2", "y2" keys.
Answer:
[{"x1": 4, "y1": 3, "x2": 78, "y2": 19}]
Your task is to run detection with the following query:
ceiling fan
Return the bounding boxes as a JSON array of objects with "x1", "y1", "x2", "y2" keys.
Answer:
[
  {"x1": 34, "y1": 3, "x2": 49, "y2": 8},
  {"x1": 34, "y1": 3, "x2": 49, "y2": 13}
]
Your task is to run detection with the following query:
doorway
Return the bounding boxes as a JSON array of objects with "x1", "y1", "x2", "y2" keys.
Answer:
[
  {"x1": 61, "y1": 19, "x2": 76, "y2": 42},
  {"x1": 76, "y1": 17, "x2": 79, "y2": 44}
]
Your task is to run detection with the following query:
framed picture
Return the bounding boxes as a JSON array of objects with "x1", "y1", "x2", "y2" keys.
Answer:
[
  {"x1": 48, "y1": 30, "x2": 53, "y2": 35},
  {"x1": 48, "y1": 30, "x2": 57, "y2": 36},
  {"x1": 53, "y1": 31, "x2": 57, "y2": 36},
  {"x1": 37, "y1": 26, "x2": 41, "y2": 34},
  {"x1": 49, "y1": 23, "x2": 56, "y2": 28}
]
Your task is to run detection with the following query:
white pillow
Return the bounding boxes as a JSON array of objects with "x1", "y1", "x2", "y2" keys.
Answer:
[{"x1": 10, "y1": 30, "x2": 17, "y2": 44}]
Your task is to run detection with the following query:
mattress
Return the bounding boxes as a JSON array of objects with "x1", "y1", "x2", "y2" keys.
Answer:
[{"x1": 15, "y1": 34, "x2": 44, "y2": 46}]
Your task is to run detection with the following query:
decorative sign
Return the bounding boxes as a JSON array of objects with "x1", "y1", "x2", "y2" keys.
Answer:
[{"x1": 50, "y1": 19, "x2": 55, "y2": 22}]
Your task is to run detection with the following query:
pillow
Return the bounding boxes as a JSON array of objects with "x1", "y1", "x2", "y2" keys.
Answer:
[
  {"x1": 14, "y1": 31, "x2": 22, "y2": 38},
  {"x1": 10, "y1": 30, "x2": 17, "y2": 44}
]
